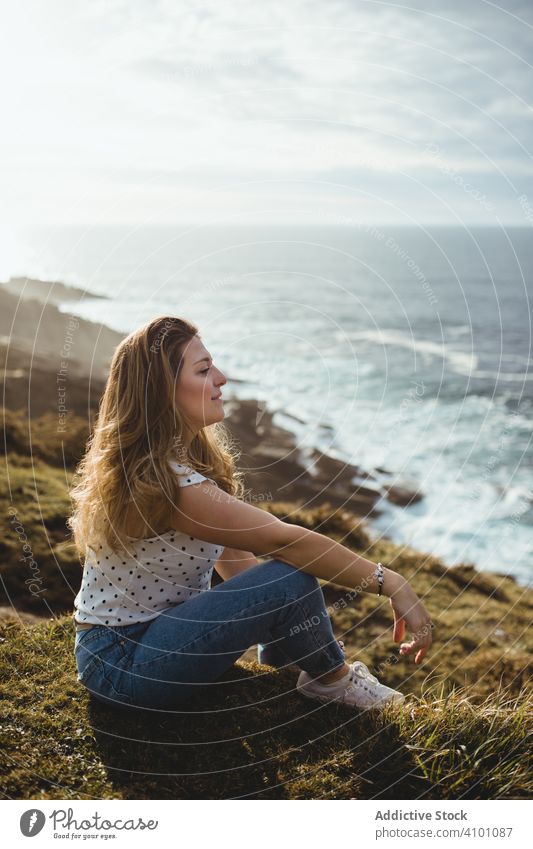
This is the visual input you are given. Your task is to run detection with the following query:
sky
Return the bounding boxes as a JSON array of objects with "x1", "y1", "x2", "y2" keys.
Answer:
[{"x1": 1, "y1": 0, "x2": 533, "y2": 239}]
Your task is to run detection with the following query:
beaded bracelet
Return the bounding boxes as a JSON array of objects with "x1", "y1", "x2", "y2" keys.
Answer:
[{"x1": 374, "y1": 561, "x2": 384, "y2": 596}]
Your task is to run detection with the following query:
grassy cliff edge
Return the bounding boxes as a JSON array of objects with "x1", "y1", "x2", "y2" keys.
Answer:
[{"x1": 0, "y1": 408, "x2": 531, "y2": 799}]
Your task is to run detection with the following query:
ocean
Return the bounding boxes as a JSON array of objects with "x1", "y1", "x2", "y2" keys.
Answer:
[{"x1": 14, "y1": 224, "x2": 533, "y2": 587}]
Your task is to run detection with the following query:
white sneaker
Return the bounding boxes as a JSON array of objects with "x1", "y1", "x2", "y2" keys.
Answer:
[{"x1": 297, "y1": 660, "x2": 406, "y2": 711}]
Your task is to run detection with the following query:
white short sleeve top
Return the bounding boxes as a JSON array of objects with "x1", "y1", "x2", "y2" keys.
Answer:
[{"x1": 73, "y1": 462, "x2": 223, "y2": 627}]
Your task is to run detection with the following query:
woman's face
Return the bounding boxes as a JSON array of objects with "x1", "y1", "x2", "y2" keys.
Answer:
[{"x1": 174, "y1": 335, "x2": 227, "y2": 439}]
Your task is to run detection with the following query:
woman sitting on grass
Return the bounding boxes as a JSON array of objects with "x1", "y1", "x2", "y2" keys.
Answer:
[{"x1": 68, "y1": 315, "x2": 433, "y2": 712}]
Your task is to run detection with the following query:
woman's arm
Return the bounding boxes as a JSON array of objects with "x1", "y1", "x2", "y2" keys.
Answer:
[
  {"x1": 171, "y1": 483, "x2": 433, "y2": 663},
  {"x1": 171, "y1": 482, "x2": 403, "y2": 597},
  {"x1": 271, "y1": 524, "x2": 433, "y2": 664},
  {"x1": 269, "y1": 524, "x2": 405, "y2": 597},
  {"x1": 214, "y1": 546, "x2": 261, "y2": 580}
]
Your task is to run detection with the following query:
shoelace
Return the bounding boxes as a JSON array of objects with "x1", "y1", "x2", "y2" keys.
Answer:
[{"x1": 348, "y1": 660, "x2": 380, "y2": 686}]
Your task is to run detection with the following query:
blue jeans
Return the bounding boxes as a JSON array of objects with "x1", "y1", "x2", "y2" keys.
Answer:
[{"x1": 74, "y1": 558, "x2": 346, "y2": 711}]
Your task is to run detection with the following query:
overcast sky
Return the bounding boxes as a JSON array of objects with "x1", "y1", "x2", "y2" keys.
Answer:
[{"x1": 1, "y1": 0, "x2": 532, "y2": 234}]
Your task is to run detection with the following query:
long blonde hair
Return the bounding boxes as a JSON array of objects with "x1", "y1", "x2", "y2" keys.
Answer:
[{"x1": 67, "y1": 315, "x2": 245, "y2": 559}]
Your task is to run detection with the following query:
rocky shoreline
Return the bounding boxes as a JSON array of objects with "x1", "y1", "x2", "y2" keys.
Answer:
[
  {"x1": 225, "y1": 396, "x2": 423, "y2": 518},
  {"x1": 0, "y1": 275, "x2": 423, "y2": 524},
  {"x1": 1, "y1": 276, "x2": 532, "y2": 719}
]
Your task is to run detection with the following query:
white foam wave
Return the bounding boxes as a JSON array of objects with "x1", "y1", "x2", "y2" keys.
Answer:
[{"x1": 349, "y1": 329, "x2": 478, "y2": 374}]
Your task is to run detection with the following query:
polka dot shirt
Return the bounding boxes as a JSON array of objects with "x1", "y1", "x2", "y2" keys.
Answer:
[{"x1": 73, "y1": 463, "x2": 223, "y2": 627}]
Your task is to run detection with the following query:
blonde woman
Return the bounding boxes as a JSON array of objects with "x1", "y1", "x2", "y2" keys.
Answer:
[{"x1": 69, "y1": 316, "x2": 433, "y2": 712}]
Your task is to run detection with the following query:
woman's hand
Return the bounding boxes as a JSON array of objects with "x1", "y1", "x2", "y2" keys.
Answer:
[{"x1": 389, "y1": 581, "x2": 433, "y2": 664}]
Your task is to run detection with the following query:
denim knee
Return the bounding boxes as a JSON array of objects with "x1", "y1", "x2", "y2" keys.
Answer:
[{"x1": 265, "y1": 559, "x2": 321, "y2": 598}]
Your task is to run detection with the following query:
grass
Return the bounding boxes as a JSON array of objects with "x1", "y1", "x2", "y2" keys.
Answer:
[
  {"x1": 0, "y1": 616, "x2": 530, "y2": 800},
  {"x1": 0, "y1": 407, "x2": 532, "y2": 799}
]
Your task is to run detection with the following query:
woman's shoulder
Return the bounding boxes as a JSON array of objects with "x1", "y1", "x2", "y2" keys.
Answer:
[{"x1": 168, "y1": 460, "x2": 217, "y2": 488}]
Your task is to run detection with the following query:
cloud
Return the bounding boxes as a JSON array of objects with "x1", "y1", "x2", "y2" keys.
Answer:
[{"x1": 0, "y1": 0, "x2": 531, "y2": 227}]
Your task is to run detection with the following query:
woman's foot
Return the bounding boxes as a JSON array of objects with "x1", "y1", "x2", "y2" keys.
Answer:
[
  {"x1": 297, "y1": 660, "x2": 405, "y2": 711},
  {"x1": 311, "y1": 661, "x2": 351, "y2": 685},
  {"x1": 258, "y1": 639, "x2": 346, "y2": 671},
  {"x1": 309, "y1": 640, "x2": 348, "y2": 683}
]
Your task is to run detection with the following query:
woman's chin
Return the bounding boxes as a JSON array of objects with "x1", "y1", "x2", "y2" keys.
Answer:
[{"x1": 203, "y1": 409, "x2": 225, "y2": 426}]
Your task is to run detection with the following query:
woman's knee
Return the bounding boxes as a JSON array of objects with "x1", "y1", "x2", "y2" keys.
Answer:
[{"x1": 262, "y1": 558, "x2": 321, "y2": 596}]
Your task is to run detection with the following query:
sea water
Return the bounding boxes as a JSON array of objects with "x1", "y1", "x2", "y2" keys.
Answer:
[{"x1": 13, "y1": 224, "x2": 533, "y2": 586}]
